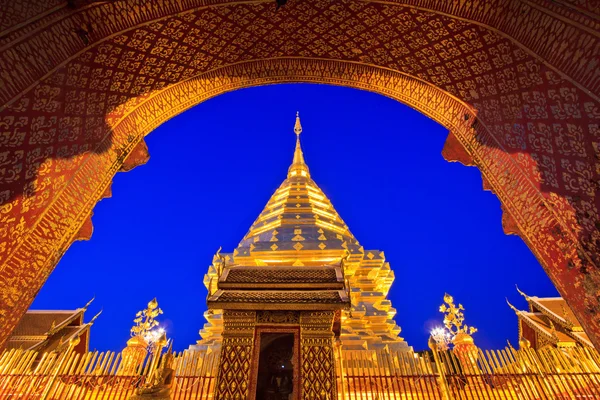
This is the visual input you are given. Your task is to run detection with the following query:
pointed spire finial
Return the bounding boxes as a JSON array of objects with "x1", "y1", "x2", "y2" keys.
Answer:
[
  {"x1": 294, "y1": 111, "x2": 302, "y2": 136},
  {"x1": 506, "y1": 298, "x2": 519, "y2": 313},
  {"x1": 288, "y1": 112, "x2": 310, "y2": 178},
  {"x1": 83, "y1": 296, "x2": 95, "y2": 311},
  {"x1": 515, "y1": 285, "x2": 530, "y2": 300},
  {"x1": 89, "y1": 309, "x2": 103, "y2": 324}
]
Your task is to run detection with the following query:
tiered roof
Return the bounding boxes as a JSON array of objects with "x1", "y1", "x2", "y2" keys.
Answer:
[
  {"x1": 208, "y1": 263, "x2": 349, "y2": 310},
  {"x1": 6, "y1": 300, "x2": 100, "y2": 354},
  {"x1": 508, "y1": 288, "x2": 594, "y2": 350}
]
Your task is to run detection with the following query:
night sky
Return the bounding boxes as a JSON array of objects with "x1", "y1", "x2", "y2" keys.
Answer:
[{"x1": 32, "y1": 84, "x2": 559, "y2": 352}]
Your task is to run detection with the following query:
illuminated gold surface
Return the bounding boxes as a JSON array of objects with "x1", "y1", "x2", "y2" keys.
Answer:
[
  {"x1": 130, "y1": 298, "x2": 163, "y2": 340},
  {"x1": 509, "y1": 289, "x2": 596, "y2": 350},
  {"x1": 0, "y1": 0, "x2": 599, "y2": 353},
  {"x1": 194, "y1": 116, "x2": 408, "y2": 353},
  {"x1": 1, "y1": 343, "x2": 599, "y2": 399},
  {"x1": 440, "y1": 293, "x2": 478, "y2": 338}
]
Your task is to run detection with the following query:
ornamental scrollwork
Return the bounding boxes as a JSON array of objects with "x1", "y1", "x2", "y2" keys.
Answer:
[{"x1": 256, "y1": 311, "x2": 300, "y2": 324}]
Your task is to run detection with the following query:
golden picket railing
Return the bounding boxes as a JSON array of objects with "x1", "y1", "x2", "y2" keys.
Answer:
[
  {"x1": 1, "y1": 345, "x2": 599, "y2": 399},
  {"x1": 0, "y1": 348, "x2": 219, "y2": 400},
  {"x1": 336, "y1": 346, "x2": 600, "y2": 400}
]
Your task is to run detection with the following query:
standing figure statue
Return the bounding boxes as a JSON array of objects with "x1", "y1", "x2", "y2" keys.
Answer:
[{"x1": 129, "y1": 344, "x2": 175, "y2": 400}]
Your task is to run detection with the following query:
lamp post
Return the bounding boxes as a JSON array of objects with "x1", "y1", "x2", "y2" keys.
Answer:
[{"x1": 430, "y1": 327, "x2": 452, "y2": 351}]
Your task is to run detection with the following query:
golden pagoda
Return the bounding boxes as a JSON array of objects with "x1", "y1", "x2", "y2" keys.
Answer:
[{"x1": 192, "y1": 113, "x2": 408, "y2": 353}]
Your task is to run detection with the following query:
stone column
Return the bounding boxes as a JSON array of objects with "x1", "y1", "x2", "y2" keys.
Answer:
[
  {"x1": 214, "y1": 311, "x2": 256, "y2": 400},
  {"x1": 299, "y1": 311, "x2": 337, "y2": 400}
]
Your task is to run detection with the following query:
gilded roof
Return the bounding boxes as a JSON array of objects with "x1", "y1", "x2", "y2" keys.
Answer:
[
  {"x1": 234, "y1": 114, "x2": 362, "y2": 266},
  {"x1": 510, "y1": 294, "x2": 595, "y2": 350},
  {"x1": 8, "y1": 310, "x2": 91, "y2": 353},
  {"x1": 11, "y1": 311, "x2": 81, "y2": 337},
  {"x1": 207, "y1": 290, "x2": 350, "y2": 310},
  {"x1": 531, "y1": 297, "x2": 582, "y2": 329},
  {"x1": 43, "y1": 326, "x2": 88, "y2": 353},
  {"x1": 5, "y1": 339, "x2": 43, "y2": 351},
  {"x1": 209, "y1": 290, "x2": 346, "y2": 304},
  {"x1": 521, "y1": 312, "x2": 575, "y2": 345},
  {"x1": 572, "y1": 332, "x2": 594, "y2": 348}
]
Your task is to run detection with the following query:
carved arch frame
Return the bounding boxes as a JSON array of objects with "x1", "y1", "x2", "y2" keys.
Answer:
[
  {"x1": 0, "y1": 0, "x2": 598, "y2": 350},
  {"x1": 20, "y1": 56, "x2": 567, "y2": 308}
]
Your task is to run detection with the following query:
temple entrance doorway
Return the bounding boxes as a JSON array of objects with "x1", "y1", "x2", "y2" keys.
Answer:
[{"x1": 255, "y1": 333, "x2": 295, "y2": 400}]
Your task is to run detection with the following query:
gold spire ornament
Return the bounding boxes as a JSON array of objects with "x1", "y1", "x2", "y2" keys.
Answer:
[
  {"x1": 439, "y1": 293, "x2": 478, "y2": 338},
  {"x1": 131, "y1": 298, "x2": 163, "y2": 341},
  {"x1": 288, "y1": 111, "x2": 310, "y2": 178}
]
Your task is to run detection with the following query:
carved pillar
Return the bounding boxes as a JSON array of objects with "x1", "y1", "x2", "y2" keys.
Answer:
[
  {"x1": 214, "y1": 311, "x2": 256, "y2": 400},
  {"x1": 299, "y1": 311, "x2": 337, "y2": 400}
]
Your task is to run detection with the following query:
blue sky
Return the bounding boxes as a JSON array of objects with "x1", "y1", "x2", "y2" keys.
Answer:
[{"x1": 32, "y1": 84, "x2": 558, "y2": 351}]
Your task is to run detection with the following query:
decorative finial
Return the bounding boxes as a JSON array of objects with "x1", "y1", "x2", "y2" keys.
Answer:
[
  {"x1": 506, "y1": 298, "x2": 519, "y2": 313},
  {"x1": 439, "y1": 293, "x2": 477, "y2": 336},
  {"x1": 83, "y1": 296, "x2": 95, "y2": 310},
  {"x1": 294, "y1": 111, "x2": 302, "y2": 136},
  {"x1": 48, "y1": 319, "x2": 57, "y2": 335},
  {"x1": 148, "y1": 298, "x2": 158, "y2": 309},
  {"x1": 519, "y1": 336, "x2": 531, "y2": 349},
  {"x1": 89, "y1": 309, "x2": 103, "y2": 324},
  {"x1": 288, "y1": 112, "x2": 310, "y2": 178},
  {"x1": 515, "y1": 285, "x2": 529, "y2": 300},
  {"x1": 69, "y1": 335, "x2": 81, "y2": 348},
  {"x1": 131, "y1": 298, "x2": 163, "y2": 339}
]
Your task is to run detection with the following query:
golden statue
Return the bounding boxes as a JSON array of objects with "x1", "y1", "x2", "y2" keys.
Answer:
[{"x1": 130, "y1": 337, "x2": 174, "y2": 400}]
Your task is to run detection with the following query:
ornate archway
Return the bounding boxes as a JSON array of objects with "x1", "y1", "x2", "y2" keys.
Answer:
[{"x1": 0, "y1": 0, "x2": 598, "y2": 350}]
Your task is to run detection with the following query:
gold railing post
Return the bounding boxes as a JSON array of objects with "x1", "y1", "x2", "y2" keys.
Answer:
[
  {"x1": 40, "y1": 336, "x2": 78, "y2": 400},
  {"x1": 336, "y1": 339, "x2": 346, "y2": 400},
  {"x1": 428, "y1": 337, "x2": 452, "y2": 400}
]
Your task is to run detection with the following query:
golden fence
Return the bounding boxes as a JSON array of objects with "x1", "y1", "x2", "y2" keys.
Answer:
[
  {"x1": 1, "y1": 345, "x2": 599, "y2": 399},
  {"x1": 337, "y1": 346, "x2": 600, "y2": 400},
  {"x1": 0, "y1": 348, "x2": 219, "y2": 400}
]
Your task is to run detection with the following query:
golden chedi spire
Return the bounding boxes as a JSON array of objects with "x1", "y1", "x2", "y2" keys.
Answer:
[
  {"x1": 235, "y1": 112, "x2": 360, "y2": 267},
  {"x1": 288, "y1": 112, "x2": 310, "y2": 179},
  {"x1": 195, "y1": 113, "x2": 409, "y2": 352}
]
